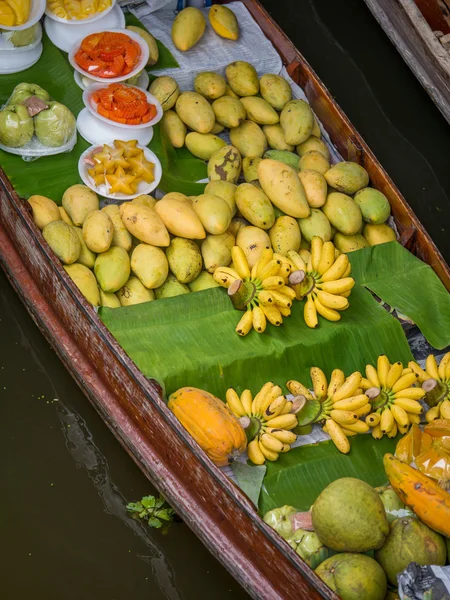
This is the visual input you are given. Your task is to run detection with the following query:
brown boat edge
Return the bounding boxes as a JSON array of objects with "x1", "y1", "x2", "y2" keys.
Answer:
[
  {"x1": 0, "y1": 0, "x2": 449, "y2": 598},
  {"x1": 361, "y1": 0, "x2": 450, "y2": 125}
]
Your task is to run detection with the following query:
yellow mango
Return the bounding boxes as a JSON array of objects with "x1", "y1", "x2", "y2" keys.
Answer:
[
  {"x1": 299, "y1": 150, "x2": 330, "y2": 175},
  {"x1": 230, "y1": 120, "x2": 267, "y2": 158},
  {"x1": 208, "y1": 4, "x2": 239, "y2": 40},
  {"x1": 62, "y1": 184, "x2": 99, "y2": 227},
  {"x1": 263, "y1": 124, "x2": 294, "y2": 152},
  {"x1": 149, "y1": 76, "x2": 180, "y2": 111},
  {"x1": 64, "y1": 263, "x2": 99, "y2": 306},
  {"x1": 154, "y1": 195, "x2": 205, "y2": 239},
  {"x1": 194, "y1": 71, "x2": 227, "y2": 100},
  {"x1": 102, "y1": 204, "x2": 132, "y2": 251},
  {"x1": 161, "y1": 110, "x2": 187, "y2": 148},
  {"x1": 235, "y1": 183, "x2": 275, "y2": 230},
  {"x1": 259, "y1": 73, "x2": 292, "y2": 111},
  {"x1": 225, "y1": 61, "x2": 259, "y2": 96},
  {"x1": 258, "y1": 158, "x2": 310, "y2": 218},
  {"x1": 185, "y1": 132, "x2": 227, "y2": 161},
  {"x1": 166, "y1": 237, "x2": 203, "y2": 283},
  {"x1": 192, "y1": 194, "x2": 232, "y2": 235},
  {"x1": 207, "y1": 145, "x2": 242, "y2": 184},
  {"x1": 240, "y1": 97, "x2": 279, "y2": 125},
  {"x1": 201, "y1": 231, "x2": 235, "y2": 273},
  {"x1": 73, "y1": 226, "x2": 96, "y2": 269},
  {"x1": 298, "y1": 170, "x2": 327, "y2": 208},
  {"x1": 296, "y1": 135, "x2": 330, "y2": 160},
  {"x1": 82, "y1": 210, "x2": 113, "y2": 253},
  {"x1": 322, "y1": 192, "x2": 363, "y2": 235},
  {"x1": 363, "y1": 223, "x2": 397, "y2": 246},
  {"x1": 131, "y1": 244, "x2": 169, "y2": 288},
  {"x1": 175, "y1": 91, "x2": 215, "y2": 134},
  {"x1": 118, "y1": 276, "x2": 154, "y2": 306},
  {"x1": 42, "y1": 221, "x2": 81, "y2": 265},
  {"x1": 204, "y1": 180, "x2": 237, "y2": 216},
  {"x1": 269, "y1": 216, "x2": 301, "y2": 256},
  {"x1": 172, "y1": 7, "x2": 205, "y2": 52},
  {"x1": 94, "y1": 246, "x2": 131, "y2": 293},
  {"x1": 212, "y1": 96, "x2": 246, "y2": 129},
  {"x1": 119, "y1": 203, "x2": 170, "y2": 247},
  {"x1": 28, "y1": 195, "x2": 61, "y2": 230},
  {"x1": 242, "y1": 156, "x2": 263, "y2": 183},
  {"x1": 280, "y1": 99, "x2": 314, "y2": 145}
]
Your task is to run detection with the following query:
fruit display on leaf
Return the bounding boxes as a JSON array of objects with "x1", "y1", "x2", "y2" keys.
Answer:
[
  {"x1": 287, "y1": 367, "x2": 370, "y2": 453},
  {"x1": 74, "y1": 32, "x2": 141, "y2": 78},
  {"x1": 225, "y1": 381, "x2": 299, "y2": 464},
  {"x1": 408, "y1": 352, "x2": 450, "y2": 421},
  {"x1": 92, "y1": 83, "x2": 157, "y2": 125},
  {"x1": 47, "y1": 0, "x2": 111, "y2": 20}
]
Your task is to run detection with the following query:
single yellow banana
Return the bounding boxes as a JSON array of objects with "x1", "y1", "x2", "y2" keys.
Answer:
[
  {"x1": 260, "y1": 259, "x2": 282, "y2": 280},
  {"x1": 408, "y1": 413, "x2": 421, "y2": 425},
  {"x1": 266, "y1": 429, "x2": 297, "y2": 444},
  {"x1": 261, "y1": 303, "x2": 283, "y2": 326},
  {"x1": 279, "y1": 263, "x2": 291, "y2": 280},
  {"x1": 366, "y1": 412, "x2": 381, "y2": 427},
  {"x1": 261, "y1": 276, "x2": 285, "y2": 290},
  {"x1": 408, "y1": 361, "x2": 430, "y2": 383},
  {"x1": 380, "y1": 407, "x2": 394, "y2": 433},
  {"x1": 299, "y1": 249, "x2": 311, "y2": 263},
  {"x1": 394, "y1": 387, "x2": 425, "y2": 400},
  {"x1": 286, "y1": 250, "x2": 306, "y2": 272},
  {"x1": 387, "y1": 421, "x2": 398, "y2": 438},
  {"x1": 393, "y1": 397, "x2": 423, "y2": 414},
  {"x1": 330, "y1": 409, "x2": 359, "y2": 425},
  {"x1": 328, "y1": 369, "x2": 346, "y2": 396},
  {"x1": 390, "y1": 404, "x2": 409, "y2": 428},
  {"x1": 265, "y1": 413, "x2": 298, "y2": 430},
  {"x1": 304, "y1": 295, "x2": 318, "y2": 328},
  {"x1": 341, "y1": 419, "x2": 370, "y2": 433},
  {"x1": 340, "y1": 427, "x2": 358, "y2": 437},
  {"x1": 247, "y1": 439, "x2": 265, "y2": 465},
  {"x1": 313, "y1": 294, "x2": 341, "y2": 322},
  {"x1": 318, "y1": 277, "x2": 355, "y2": 295},
  {"x1": 316, "y1": 241, "x2": 335, "y2": 275},
  {"x1": 213, "y1": 266, "x2": 240, "y2": 288},
  {"x1": 310, "y1": 366, "x2": 328, "y2": 399},
  {"x1": 425, "y1": 405, "x2": 440, "y2": 422},
  {"x1": 260, "y1": 433, "x2": 284, "y2": 453},
  {"x1": 386, "y1": 361, "x2": 404, "y2": 389},
  {"x1": 353, "y1": 403, "x2": 372, "y2": 417},
  {"x1": 278, "y1": 306, "x2": 291, "y2": 317},
  {"x1": 259, "y1": 386, "x2": 284, "y2": 414},
  {"x1": 252, "y1": 381, "x2": 274, "y2": 416},
  {"x1": 398, "y1": 423, "x2": 409, "y2": 435},
  {"x1": 391, "y1": 372, "x2": 420, "y2": 393},
  {"x1": 331, "y1": 371, "x2": 362, "y2": 403},
  {"x1": 231, "y1": 246, "x2": 251, "y2": 279},
  {"x1": 426, "y1": 354, "x2": 440, "y2": 380},
  {"x1": 402, "y1": 368, "x2": 413, "y2": 375},
  {"x1": 366, "y1": 364, "x2": 381, "y2": 388},
  {"x1": 316, "y1": 290, "x2": 349, "y2": 311},
  {"x1": 310, "y1": 236, "x2": 323, "y2": 271},
  {"x1": 279, "y1": 285, "x2": 296, "y2": 300},
  {"x1": 377, "y1": 355, "x2": 390, "y2": 388},
  {"x1": 280, "y1": 443, "x2": 291, "y2": 453},
  {"x1": 258, "y1": 439, "x2": 279, "y2": 461},
  {"x1": 342, "y1": 263, "x2": 352, "y2": 278},
  {"x1": 438, "y1": 352, "x2": 450, "y2": 380},
  {"x1": 270, "y1": 290, "x2": 292, "y2": 309},
  {"x1": 325, "y1": 419, "x2": 350, "y2": 453},
  {"x1": 360, "y1": 377, "x2": 373, "y2": 391},
  {"x1": 332, "y1": 394, "x2": 369, "y2": 411},
  {"x1": 252, "y1": 305, "x2": 266, "y2": 333},
  {"x1": 439, "y1": 399, "x2": 450, "y2": 419},
  {"x1": 240, "y1": 389, "x2": 253, "y2": 414},
  {"x1": 251, "y1": 261, "x2": 259, "y2": 279},
  {"x1": 226, "y1": 388, "x2": 247, "y2": 417},
  {"x1": 286, "y1": 380, "x2": 314, "y2": 400},
  {"x1": 263, "y1": 395, "x2": 286, "y2": 420},
  {"x1": 236, "y1": 309, "x2": 253, "y2": 336},
  {"x1": 372, "y1": 424, "x2": 383, "y2": 439},
  {"x1": 280, "y1": 400, "x2": 293, "y2": 415},
  {"x1": 258, "y1": 290, "x2": 275, "y2": 306},
  {"x1": 320, "y1": 254, "x2": 349, "y2": 282},
  {"x1": 255, "y1": 247, "x2": 274, "y2": 279}
]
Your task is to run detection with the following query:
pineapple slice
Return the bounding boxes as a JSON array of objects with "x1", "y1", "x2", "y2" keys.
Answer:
[
  {"x1": 5, "y1": 0, "x2": 28, "y2": 25},
  {"x1": 0, "y1": 0, "x2": 16, "y2": 26}
]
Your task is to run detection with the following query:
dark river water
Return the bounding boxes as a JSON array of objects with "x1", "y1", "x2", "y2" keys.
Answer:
[{"x1": 1, "y1": 0, "x2": 449, "y2": 598}]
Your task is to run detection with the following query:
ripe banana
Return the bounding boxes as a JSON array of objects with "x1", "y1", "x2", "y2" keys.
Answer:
[
  {"x1": 310, "y1": 366, "x2": 328, "y2": 399},
  {"x1": 236, "y1": 309, "x2": 253, "y2": 336},
  {"x1": 231, "y1": 246, "x2": 251, "y2": 280},
  {"x1": 226, "y1": 388, "x2": 246, "y2": 417},
  {"x1": 412, "y1": 352, "x2": 450, "y2": 422}
]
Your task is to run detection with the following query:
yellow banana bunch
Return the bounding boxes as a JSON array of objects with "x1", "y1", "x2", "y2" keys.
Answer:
[
  {"x1": 225, "y1": 381, "x2": 298, "y2": 465},
  {"x1": 362, "y1": 355, "x2": 425, "y2": 439},
  {"x1": 287, "y1": 367, "x2": 370, "y2": 454},
  {"x1": 214, "y1": 247, "x2": 295, "y2": 336},
  {"x1": 286, "y1": 237, "x2": 355, "y2": 329},
  {"x1": 408, "y1": 352, "x2": 450, "y2": 422}
]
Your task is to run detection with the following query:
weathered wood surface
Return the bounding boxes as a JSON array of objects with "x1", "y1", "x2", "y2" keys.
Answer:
[
  {"x1": 362, "y1": 0, "x2": 450, "y2": 124},
  {"x1": 0, "y1": 0, "x2": 449, "y2": 597}
]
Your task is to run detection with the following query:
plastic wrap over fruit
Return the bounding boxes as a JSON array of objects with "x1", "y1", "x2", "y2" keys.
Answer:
[
  {"x1": 415, "y1": 439, "x2": 450, "y2": 487},
  {"x1": 0, "y1": 104, "x2": 34, "y2": 147},
  {"x1": 287, "y1": 529, "x2": 329, "y2": 569},
  {"x1": 263, "y1": 505, "x2": 297, "y2": 540},
  {"x1": 375, "y1": 486, "x2": 415, "y2": 523},
  {"x1": 34, "y1": 102, "x2": 76, "y2": 147}
]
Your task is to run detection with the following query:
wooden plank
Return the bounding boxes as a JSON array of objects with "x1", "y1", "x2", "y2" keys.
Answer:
[{"x1": 362, "y1": 0, "x2": 450, "y2": 124}]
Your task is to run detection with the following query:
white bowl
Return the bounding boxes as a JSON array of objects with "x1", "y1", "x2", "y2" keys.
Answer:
[
  {"x1": 45, "y1": 0, "x2": 115, "y2": 24},
  {"x1": 0, "y1": 42, "x2": 42, "y2": 73},
  {"x1": 83, "y1": 83, "x2": 162, "y2": 129},
  {"x1": 1, "y1": 0, "x2": 45, "y2": 30},
  {"x1": 74, "y1": 68, "x2": 149, "y2": 91},
  {"x1": 78, "y1": 141, "x2": 162, "y2": 199},
  {"x1": 68, "y1": 28, "x2": 149, "y2": 83},
  {"x1": 76, "y1": 107, "x2": 154, "y2": 145},
  {"x1": 0, "y1": 22, "x2": 42, "y2": 52},
  {"x1": 43, "y1": 4, "x2": 125, "y2": 53}
]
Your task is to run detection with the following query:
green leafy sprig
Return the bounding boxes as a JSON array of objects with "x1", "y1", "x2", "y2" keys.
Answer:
[{"x1": 126, "y1": 495, "x2": 176, "y2": 534}]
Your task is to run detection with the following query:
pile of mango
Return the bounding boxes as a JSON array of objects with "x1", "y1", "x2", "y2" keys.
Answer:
[{"x1": 150, "y1": 60, "x2": 397, "y2": 257}]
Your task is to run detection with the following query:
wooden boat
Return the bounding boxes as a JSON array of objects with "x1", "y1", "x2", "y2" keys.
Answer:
[
  {"x1": 362, "y1": 0, "x2": 450, "y2": 124},
  {"x1": 0, "y1": 1, "x2": 449, "y2": 598}
]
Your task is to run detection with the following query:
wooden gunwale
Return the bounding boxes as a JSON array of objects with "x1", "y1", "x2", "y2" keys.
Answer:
[{"x1": 0, "y1": 1, "x2": 448, "y2": 597}]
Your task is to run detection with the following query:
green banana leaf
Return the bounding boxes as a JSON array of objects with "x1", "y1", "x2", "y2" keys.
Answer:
[
  {"x1": 124, "y1": 13, "x2": 179, "y2": 72},
  {"x1": 0, "y1": 16, "x2": 180, "y2": 202},
  {"x1": 349, "y1": 242, "x2": 450, "y2": 349},
  {"x1": 259, "y1": 435, "x2": 398, "y2": 515},
  {"x1": 100, "y1": 281, "x2": 412, "y2": 400}
]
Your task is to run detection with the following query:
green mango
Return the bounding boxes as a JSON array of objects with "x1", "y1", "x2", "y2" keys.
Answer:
[{"x1": 263, "y1": 149, "x2": 299, "y2": 170}]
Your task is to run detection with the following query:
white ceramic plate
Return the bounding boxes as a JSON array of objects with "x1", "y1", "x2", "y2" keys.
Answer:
[
  {"x1": 1, "y1": 0, "x2": 45, "y2": 30},
  {"x1": 43, "y1": 4, "x2": 125, "y2": 53},
  {"x1": 0, "y1": 42, "x2": 42, "y2": 73},
  {"x1": 78, "y1": 141, "x2": 162, "y2": 199},
  {"x1": 76, "y1": 108, "x2": 154, "y2": 145},
  {"x1": 68, "y1": 28, "x2": 149, "y2": 84},
  {"x1": 0, "y1": 22, "x2": 42, "y2": 52},
  {"x1": 74, "y1": 68, "x2": 149, "y2": 91},
  {"x1": 45, "y1": 0, "x2": 115, "y2": 24},
  {"x1": 83, "y1": 83, "x2": 162, "y2": 129}
]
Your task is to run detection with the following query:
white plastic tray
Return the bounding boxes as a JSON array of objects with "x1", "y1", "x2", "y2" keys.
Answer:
[
  {"x1": 1, "y1": 0, "x2": 45, "y2": 30},
  {"x1": 83, "y1": 83, "x2": 162, "y2": 129},
  {"x1": 76, "y1": 107, "x2": 154, "y2": 146},
  {"x1": 68, "y1": 28, "x2": 149, "y2": 83},
  {"x1": 43, "y1": 4, "x2": 125, "y2": 53},
  {"x1": 78, "y1": 141, "x2": 162, "y2": 199},
  {"x1": 45, "y1": 0, "x2": 115, "y2": 24},
  {"x1": 74, "y1": 68, "x2": 149, "y2": 91},
  {"x1": 0, "y1": 42, "x2": 43, "y2": 74}
]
